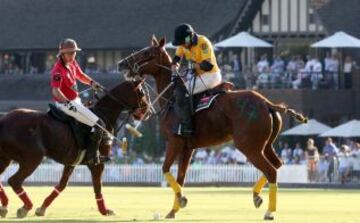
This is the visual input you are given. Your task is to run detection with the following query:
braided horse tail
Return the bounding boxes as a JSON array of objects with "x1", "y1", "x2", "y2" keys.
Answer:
[{"x1": 265, "y1": 101, "x2": 308, "y2": 123}]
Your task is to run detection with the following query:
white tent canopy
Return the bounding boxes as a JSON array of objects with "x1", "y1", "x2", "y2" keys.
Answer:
[
  {"x1": 320, "y1": 120, "x2": 360, "y2": 137},
  {"x1": 311, "y1": 31, "x2": 360, "y2": 48},
  {"x1": 281, "y1": 119, "x2": 332, "y2": 136},
  {"x1": 215, "y1": 31, "x2": 272, "y2": 48}
]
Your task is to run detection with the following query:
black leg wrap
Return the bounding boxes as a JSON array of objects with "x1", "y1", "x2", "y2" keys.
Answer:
[{"x1": 174, "y1": 81, "x2": 193, "y2": 137}]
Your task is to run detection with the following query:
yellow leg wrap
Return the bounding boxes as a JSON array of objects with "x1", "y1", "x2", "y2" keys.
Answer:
[
  {"x1": 253, "y1": 175, "x2": 267, "y2": 194},
  {"x1": 268, "y1": 183, "x2": 278, "y2": 212},
  {"x1": 164, "y1": 172, "x2": 182, "y2": 194},
  {"x1": 172, "y1": 194, "x2": 180, "y2": 212}
]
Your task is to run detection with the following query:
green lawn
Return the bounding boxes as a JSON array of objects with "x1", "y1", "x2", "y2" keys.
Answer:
[{"x1": 1, "y1": 186, "x2": 359, "y2": 223}]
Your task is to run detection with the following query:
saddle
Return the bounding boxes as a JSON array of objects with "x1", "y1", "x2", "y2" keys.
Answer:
[
  {"x1": 48, "y1": 104, "x2": 91, "y2": 151},
  {"x1": 192, "y1": 81, "x2": 234, "y2": 113}
]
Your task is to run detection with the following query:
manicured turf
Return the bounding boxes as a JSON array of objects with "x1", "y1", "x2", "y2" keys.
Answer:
[{"x1": 0, "y1": 186, "x2": 359, "y2": 222}]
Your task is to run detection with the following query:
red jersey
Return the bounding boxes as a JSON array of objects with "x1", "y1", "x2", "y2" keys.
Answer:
[{"x1": 50, "y1": 59, "x2": 89, "y2": 102}]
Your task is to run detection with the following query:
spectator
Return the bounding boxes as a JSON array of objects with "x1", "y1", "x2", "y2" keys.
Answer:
[
  {"x1": 338, "y1": 145, "x2": 353, "y2": 184},
  {"x1": 231, "y1": 149, "x2": 247, "y2": 165},
  {"x1": 343, "y1": 56, "x2": 354, "y2": 89},
  {"x1": 281, "y1": 142, "x2": 292, "y2": 164},
  {"x1": 293, "y1": 142, "x2": 305, "y2": 164},
  {"x1": 328, "y1": 54, "x2": 339, "y2": 89},
  {"x1": 310, "y1": 57, "x2": 323, "y2": 89},
  {"x1": 285, "y1": 56, "x2": 297, "y2": 88},
  {"x1": 206, "y1": 150, "x2": 221, "y2": 165},
  {"x1": 318, "y1": 154, "x2": 330, "y2": 182},
  {"x1": 256, "y1": 54, "x2": 269, "y2": 73},
  {"x1": 322, "y1": 137, "x2": 338, "y2": 182},
  {"x1": 270, "y1": 56, "x2": 285, "y2": 88},
  {"x1": 194, "y1": 148, "x2": 208, "y2": 164},
  {"x1": 220, "y1": 146, "x2": 233, "y2": 164},
  {"x1": 323, "y1": 52, "x2": 332, "y2": 85},
  {"x1": 305, "y1": 138, "x2": 319, "y2": 182}
]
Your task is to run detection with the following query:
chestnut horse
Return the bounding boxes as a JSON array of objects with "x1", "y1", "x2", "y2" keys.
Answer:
[
  {"x1": 0, "y1": 80, "x2": 149, "y2": 218},
  {"x1": 118, "y1": 36, "x2": 307, "y2": 220}
]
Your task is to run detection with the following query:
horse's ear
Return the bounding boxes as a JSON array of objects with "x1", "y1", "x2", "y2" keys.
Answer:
[
  {"x1": 159, "y1": 37, "x2": 166, "y2": 48},
  {"x1": 151, "y1": 34, "x2": 159, "y2": 46}
]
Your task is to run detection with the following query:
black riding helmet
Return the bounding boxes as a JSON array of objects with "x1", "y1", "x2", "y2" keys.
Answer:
[{"x1": 172, "y1": 23, "x2": 194, "y2": 46}]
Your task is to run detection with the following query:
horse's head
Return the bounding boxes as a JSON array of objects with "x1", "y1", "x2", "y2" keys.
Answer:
[
  {"x1": 117, "y1": 36, "x2": 172, "y2": 80},
  {"x1": 102, "y1": 80, "x2": 151, "y2": 121}
]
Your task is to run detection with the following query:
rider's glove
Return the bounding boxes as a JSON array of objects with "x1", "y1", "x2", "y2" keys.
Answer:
[{"x1": 90, "y1": 80, "x2": 104, "y2": 91}]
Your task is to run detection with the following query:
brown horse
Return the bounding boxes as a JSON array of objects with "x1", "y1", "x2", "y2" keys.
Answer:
[
  {"x1": 0, "y1": 80, "x2": 149, "y2": 218},
  {"x1": 118, "y1": 36, "x2": 307, "y2": 220}
]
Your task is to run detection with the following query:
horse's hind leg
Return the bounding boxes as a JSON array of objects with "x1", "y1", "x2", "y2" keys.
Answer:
[
  {"x1": 253, "y1": 111, "x2": 283, "y2": 208},
  {"x1": 35, "y1": 165, "x2": 75, "y2": 216},
  {"x1": 246, "y1": 152, "x2": 278, "y2": 220},
  {"x1": 8, "y1": 156, "x2": 43, "y2": 218},
  {"x1": 0, "y1": 157, "x2": 11, "y2": 218},
  {"x1": 166, "y1": 147, "x2": 193, "y2": 219}
]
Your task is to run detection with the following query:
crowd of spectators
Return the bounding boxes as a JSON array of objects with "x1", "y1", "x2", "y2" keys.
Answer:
[
  {"x1": 277, "y1": 137, "x2": 360, "y2": 184},
  {"x1": 220, "y1": 52, "x2": 357, "y2": 90},
  {"x1": 1, "y1": 51, "x2": 358, "y2": 91}
]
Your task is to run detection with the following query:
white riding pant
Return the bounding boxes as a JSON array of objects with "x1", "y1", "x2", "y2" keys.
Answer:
[
  {"x1": 55, "y1": 97, "x2": 99, "y2": 127},
  {"x1": 186, "y1": 71, "x2": 222, "y2": 95}
]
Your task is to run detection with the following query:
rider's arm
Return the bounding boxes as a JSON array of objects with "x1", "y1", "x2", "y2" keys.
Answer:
[
  {"x1": 74, "y1": 61, "x2": 92, "y2": 85},
  {"x1": 172, "y1": 47, "x2": 185, "y2": 72},
  {"x1": 196, "y1": 37, "x2": 215, "y2": 72},
  {"x1": 51, "y1": 88, "x2": 69, "y2": 103}
]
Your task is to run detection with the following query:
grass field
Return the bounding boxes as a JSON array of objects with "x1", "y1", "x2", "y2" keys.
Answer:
[{"x1": 0, "y1": 186, "x2": 359, "y2": 223}]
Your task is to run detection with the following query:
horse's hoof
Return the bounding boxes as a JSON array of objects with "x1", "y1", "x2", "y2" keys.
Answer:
[
  {"x1": 0, "y1": 206, "x2": 8, "y2": 218},
  {"x1": 16, "y1": 207, "x2": 29, "y2": 219},
  {"x1": 105, "y1": 209, "x2": 115, "y2": 216},
  {"x1": 35, "y1": 207, "x2": 46, "y2": 216},
  {"x1": 264, "y1": 211, "x2": 274, "y2": 221},
  {"x1": 253, "y1": 195, "x2": 263, "y2": 208},
  {"x1": 165, "y1": 210, "x2": 175, "y2": 219},
  {"x1": 179, "y1": 196, "x2": 188, "y2": 208}
]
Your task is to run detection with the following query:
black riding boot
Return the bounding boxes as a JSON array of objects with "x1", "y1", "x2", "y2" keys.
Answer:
[
  {"x1": 174, "y1": 79, "x2": 193, "y2": 137},
  {"x1": 85, "y1": 123, "x2": 110, "y2": 165}
]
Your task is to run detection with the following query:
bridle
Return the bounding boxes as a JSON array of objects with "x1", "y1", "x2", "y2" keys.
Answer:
[
  {"x1": 118, "y1": 47, "x2": 157, "y2": 77},
  {"x1": 118, "y1": 46, "x2": 175, "y2": 114}
]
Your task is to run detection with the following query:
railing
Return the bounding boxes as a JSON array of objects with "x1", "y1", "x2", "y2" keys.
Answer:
[{"x1": 0, "y1": 164, "x2": 307, "y2": 185}]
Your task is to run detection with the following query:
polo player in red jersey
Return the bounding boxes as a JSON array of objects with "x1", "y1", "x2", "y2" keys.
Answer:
[{"x1": 50, "y1": 38, "x2": 109, "y2": 165}]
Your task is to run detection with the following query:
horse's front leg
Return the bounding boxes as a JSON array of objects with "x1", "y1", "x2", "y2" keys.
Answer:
[
  {"x1": 163, "y1": 140, "x2": 188, "y2": 219},
  {"x1": 35, "y1": 165, "x2": 75, "y2": 216},
  {"x1": 167, "y1": 147, "x2": 194, "y2": 218},
  {"x1": 88, "y1": 164, "x2": 115, "y2": 216}
]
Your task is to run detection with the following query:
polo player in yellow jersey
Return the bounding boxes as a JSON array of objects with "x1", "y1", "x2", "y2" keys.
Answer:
[{"x1": 171, "y1": 23, "x2": 222, "y2": 137}]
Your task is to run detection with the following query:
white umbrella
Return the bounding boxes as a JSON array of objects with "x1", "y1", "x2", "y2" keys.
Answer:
[
  {"x1": 311, "y1": 31, "x2": 360, "y2": 48},
  {"x1": 320, "y1": 120, "x2": 360, "y2": 137},
  {"x1": 215, "y1": 32, "x2": 272, "y2": 48},
  {"x1": 281, "y1": 119, "x2": 332, "y2": 136}
]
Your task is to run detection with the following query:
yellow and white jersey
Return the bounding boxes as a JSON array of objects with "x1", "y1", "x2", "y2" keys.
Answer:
[{"x1": 175, "y1": 35, "x2": 219, "y2": 75}]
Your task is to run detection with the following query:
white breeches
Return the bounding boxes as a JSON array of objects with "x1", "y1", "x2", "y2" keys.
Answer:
[
  {"x1": 55, "y1": 97, "x2": 99, "y2": 127},
  {"x1": 186, "y1": 71, "x2": 222, "y2": 95}
]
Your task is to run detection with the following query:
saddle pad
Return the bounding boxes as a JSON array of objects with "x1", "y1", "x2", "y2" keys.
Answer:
[
  {"x1": 48, "y1": 104, "x2": 91, "y2": 151},
  {"x1": 195, "y1": 94, "x2": 219, "y2": 113}
]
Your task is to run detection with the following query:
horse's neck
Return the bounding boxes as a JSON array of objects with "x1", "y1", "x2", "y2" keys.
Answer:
[
  {"x1": 154, "y1": 68, "x2": 173, "y2": 108},
  {"x1": 93, "y1": 96, "x2": 123, "y2": 130}
]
